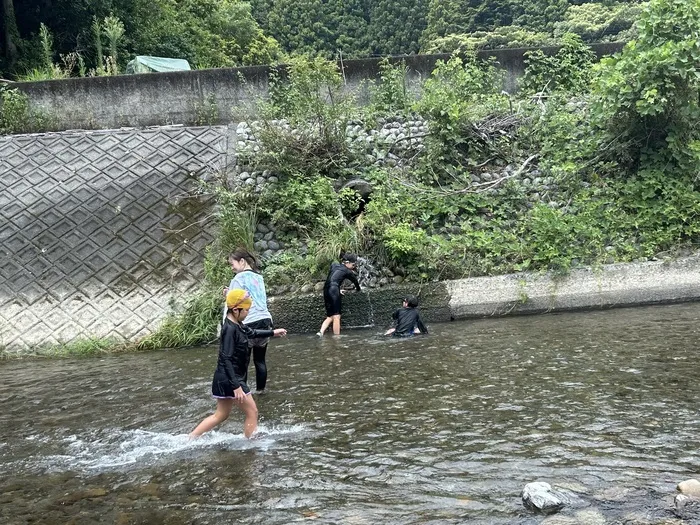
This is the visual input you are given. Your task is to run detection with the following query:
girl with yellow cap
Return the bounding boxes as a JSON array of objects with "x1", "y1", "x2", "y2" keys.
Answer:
[{"x1": 190, "y1": 289, "x2": 287, "y2": 439}]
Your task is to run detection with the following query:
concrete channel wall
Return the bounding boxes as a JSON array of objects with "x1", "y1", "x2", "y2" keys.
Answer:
[
  {"x1": 0, "y1": 125, "x2": 227, "y2": 351},
  {"x1": 9, "y1": 43, "x2": 624, "y2": 132}
]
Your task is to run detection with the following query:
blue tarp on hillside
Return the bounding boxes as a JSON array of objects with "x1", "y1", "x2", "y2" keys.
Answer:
[{"x1": 126, "y1": 56, "x2": 191, "y2": 74}]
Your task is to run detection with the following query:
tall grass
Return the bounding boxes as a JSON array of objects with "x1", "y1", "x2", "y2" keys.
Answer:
[
  {"x1": 308, "y1": 215, "x2": 368, "y2": 275},
  {"x1": 136, "y1": 288, "x2": 222, "y2": 351}
]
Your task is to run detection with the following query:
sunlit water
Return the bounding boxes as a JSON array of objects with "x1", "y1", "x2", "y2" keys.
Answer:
[{"x1": 1, "y1": 303, "x2": 700, "y2": 524}]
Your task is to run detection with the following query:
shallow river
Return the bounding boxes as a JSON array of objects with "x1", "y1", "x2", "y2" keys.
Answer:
[{"x1": 1, "y1": 303, "x2": 700, "y2": 524}]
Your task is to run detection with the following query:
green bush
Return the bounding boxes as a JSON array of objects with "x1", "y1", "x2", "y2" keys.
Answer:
[
  {"x1": 0, "y1": 86, "x2": 52, "y2": 134},
  {"x1": 366, "y1": 58, "x2": 414, "y2": 119},
  {"x1": 520, "y1": 33, "x2": 596, "y2": 94},
  {"x1": 259, "y1": 175, "x2": 341, "y2": 233},
  {"x1": 592, "y1": 0, "x2": 700, "y2": 175},
  {"x1": 414, "y1": 54, "x2": 510, "y2": 181},
  {"x1": 254, "y1": 56, "x2": 360, "y2": 180}
]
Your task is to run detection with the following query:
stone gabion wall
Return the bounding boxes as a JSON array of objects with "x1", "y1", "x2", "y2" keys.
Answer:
[{"x1": 0, "y1": 126, "x2": 229, "y2": 352}]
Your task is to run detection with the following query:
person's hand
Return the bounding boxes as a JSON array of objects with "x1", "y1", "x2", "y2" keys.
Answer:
[
  {"x1": 273, "y1": 328, "x2": 287, "y2": 337},
  {"x1": 233, "y1": 386, "x2": 246, "y2": 403},
  {"x1": 222, "y1": 286, "x2": 229, "y2": 298}
]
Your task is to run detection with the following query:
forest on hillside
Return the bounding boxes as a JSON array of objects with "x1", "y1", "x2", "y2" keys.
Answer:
[{"x1": 0, "y1": 0, "x2": 643, "y2": 80}]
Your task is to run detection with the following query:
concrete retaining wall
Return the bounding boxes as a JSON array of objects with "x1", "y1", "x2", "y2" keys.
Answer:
[
  {"x1": 10, "y1": 44, "x2": 624, "y2": 132},
  {"x1": 0, "y1": 125, "x2": 227, "y2": 351}
]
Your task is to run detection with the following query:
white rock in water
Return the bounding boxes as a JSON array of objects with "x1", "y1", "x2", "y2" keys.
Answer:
[
  {"x1": 674, "y1": 493, "x2": 700, "y2": 520},
  {"x1": 678, "y1": 479, "x2": 700, "y2": 497},
  {"x1": 522, "y1": 482, "x2": 566, "y2": 514}
]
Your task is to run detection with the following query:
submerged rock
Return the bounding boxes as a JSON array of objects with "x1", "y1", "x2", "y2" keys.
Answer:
[
  {"x1": 674, "y1": 493, "x2": 700, "y2": 520},
  {"x1": 678, "y1": 479, "x2": 700, "y2": 498},
  {"x1": 522, "y1": 482, "x2": 567, "y2": 514}
]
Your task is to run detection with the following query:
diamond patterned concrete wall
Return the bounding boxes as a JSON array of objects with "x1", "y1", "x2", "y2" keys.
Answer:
[{"x1": 0, "y1": 126, "x2": 229, "y2": 352}]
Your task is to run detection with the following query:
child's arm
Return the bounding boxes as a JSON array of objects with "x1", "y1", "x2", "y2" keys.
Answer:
[
  {"x1": 384, "y1": 309, "x2": 400, "y2": 335},
  {"x1": 242, "y1": 325, "x2": 287, "y2": 339},
  {"x1": 416, "y1": 314, "x2": 428, "y2": 334},
  {"x1": 347, "y1": 269, "x2": 361, "y2": 291}
]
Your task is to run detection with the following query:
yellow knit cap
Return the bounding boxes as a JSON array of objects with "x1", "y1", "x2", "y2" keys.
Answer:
[{"x1": 226, "y1": 289, "x2": 252, "y2": 310}]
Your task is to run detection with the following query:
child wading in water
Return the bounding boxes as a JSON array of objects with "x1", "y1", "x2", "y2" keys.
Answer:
[
  {"x1": 384, "y1": 296, "x2": 428, "y2": 337},
  {"x1": 190, "y1": 289, "x2": 286, "y2": 439},
  {"x1": 224, "y1": 248, "x2": 273, "y2": 394},
  {"x1": 318, "y1": 253, "x2": 361, "y2": 336}
]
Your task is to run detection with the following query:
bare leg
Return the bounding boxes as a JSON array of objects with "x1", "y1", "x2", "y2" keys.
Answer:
[
  {"x1": 238, "y1": 395, "x2": 259, "y2": 438},
  {"x1": 332, "y1": 314, "x2": 341, "y2": 335},
  {"x1": 319, "y1": 316, "x2": 333, "y2": 335},
  {"x1": 190, "y1": 398, "x2": 234, "y2": 438}
]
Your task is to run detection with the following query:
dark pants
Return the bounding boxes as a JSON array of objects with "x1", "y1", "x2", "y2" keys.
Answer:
[{"x1": 245, "y1": 318, "x2": 272, "y2": 391}]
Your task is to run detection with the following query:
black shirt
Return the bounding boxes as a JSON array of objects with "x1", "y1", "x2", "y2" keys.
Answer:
[
  {"x1": 324, "y1": 262, "x2": 361, "y2": 291},
  {"x1": 392, "y1": 307, "x2": 428, "y2": 336},
  {"x1": 217, "y1": 318, "x2": 274, "y2": 389}
]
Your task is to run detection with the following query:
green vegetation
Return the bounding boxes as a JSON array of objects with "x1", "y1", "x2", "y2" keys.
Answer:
[
  {"x1": 0, "y1": 85, "x2": 53, "y2": 133},
  {"x1": 1, "y1": 0, "x2": 282, "y2": 80},
  {"x1": 1, "y1": 1, "x2": 642, "y2": 80}
]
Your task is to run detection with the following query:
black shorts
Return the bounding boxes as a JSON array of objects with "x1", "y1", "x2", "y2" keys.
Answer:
[
  {"x1": 245, "y1": 318, "x2": 273, "y2": 348},
  {"x1": 211, "y1": 369, "x2": 250, "y2": 398},
  {"x1": 323, "y1": 285, "x2": 342, "y2": 316}
]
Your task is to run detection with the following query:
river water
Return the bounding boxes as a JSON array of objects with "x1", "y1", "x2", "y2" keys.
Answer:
[{"x1": 1, "y1": 303, "x2": 699, "y2": 524}]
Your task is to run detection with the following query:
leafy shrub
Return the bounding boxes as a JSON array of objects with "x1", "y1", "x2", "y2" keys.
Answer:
[
  {"x1": 415, "y1": 54, "x2": 510, "y2": 180},
  {"x1": 520, "y1": 33, "x2": 596, "y2": 94},
  {"x1": 423, "y1": 27, "x2": 556, "y2": 53},
  {"x1": 0, "y1": 86, "x2": 53, "y2": 134},
  {"x1": 259, "y1": 175, "x2": 341, "y2": 233},
  {"x1": 591, "y1": 0, "x2": 700, "y2": 175},
  {"x1": 554, "y1": 2, "x2": 642, "y2": 43},
  {"x1": 254, "y1": 56, "x2": 360, "y2": 180},
  {"x1": 366, "y1": 58, "x2": 414, "y2": 118}
]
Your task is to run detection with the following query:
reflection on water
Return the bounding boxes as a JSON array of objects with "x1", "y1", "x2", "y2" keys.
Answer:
[{"x1": 1, "y1": 303, "x2": 700, "y2": 524}]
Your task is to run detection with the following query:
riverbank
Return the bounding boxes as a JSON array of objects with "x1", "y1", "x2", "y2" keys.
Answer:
[
  {"x1": 4, "y1": 253, "x2": 700, "y2": 358},
  {"x1": 269, "y1": 252, "x2": 700, "y2": 331}
]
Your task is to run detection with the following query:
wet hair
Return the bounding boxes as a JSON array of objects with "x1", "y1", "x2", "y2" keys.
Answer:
[
  {"x1": 341, "y1": 253, "x2": 358, "y2": 264},
  {"x1": 404, "y1": 296, "x2": 419, "y2": 308},
  {"x1": 228, "y1": 247, "x2": 259, "y2": 271}
]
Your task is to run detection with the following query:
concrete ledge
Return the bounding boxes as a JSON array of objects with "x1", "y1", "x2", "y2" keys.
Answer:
[{"x1": 445, "y1": 256, "x2": 700, "y2": 318}]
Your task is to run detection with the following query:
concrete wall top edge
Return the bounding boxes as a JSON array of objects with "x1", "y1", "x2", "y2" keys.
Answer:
[{"x1": 10, "y1": 43, "x2": 625, "y2": 93}]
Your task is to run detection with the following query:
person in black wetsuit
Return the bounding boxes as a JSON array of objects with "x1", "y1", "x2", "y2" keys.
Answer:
[
  {"x1": 384, "y1": 295, "x2": 428, "y2": 337},
  {"x1": 317, "y1": 253, "x2": 361, "y2": 336},
  {"x1": 190, "y1": 289, "x2": 286, "y2": 439}
]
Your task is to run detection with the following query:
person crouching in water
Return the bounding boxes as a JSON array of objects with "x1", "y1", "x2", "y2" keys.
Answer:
[
  {"x1": 317, "y1": 253, "x2": 361, "y2": 336},
  {"x1": 384, "y1": 295, "x2": 428, "y2": 337},
  {"x1": 190, "y1": 289, "x2": 287, "y2": 439}
]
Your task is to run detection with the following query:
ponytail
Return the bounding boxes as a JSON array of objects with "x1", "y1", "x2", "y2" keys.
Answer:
[{"x1": 228, "y1": 247, "x2": 259, "y2": 272}]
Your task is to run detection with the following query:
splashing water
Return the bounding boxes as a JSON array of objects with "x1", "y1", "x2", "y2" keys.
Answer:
[
  {"x1": 355, "y1": 256, "x2": 377, "y2": 326},
  {"x1": 36, "y1": 423, "x2": 307, "y2": 472},
  {"x1": 355, "y1": 255, "x2": 376, "y2": 288}
]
